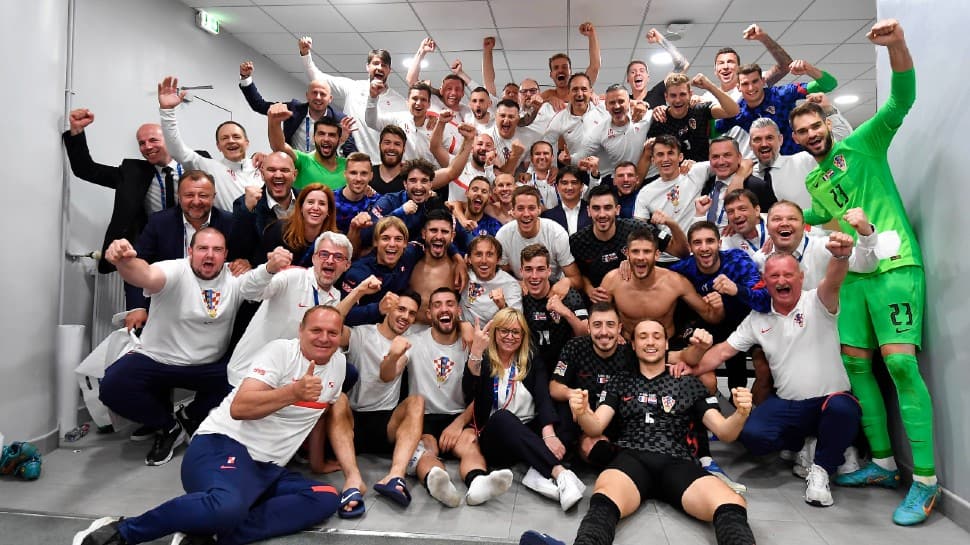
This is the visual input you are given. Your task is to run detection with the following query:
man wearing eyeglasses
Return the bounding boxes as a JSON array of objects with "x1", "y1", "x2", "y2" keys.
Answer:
[{"x1": 227, "y1": 231, "x2": 376, "y2": 386}]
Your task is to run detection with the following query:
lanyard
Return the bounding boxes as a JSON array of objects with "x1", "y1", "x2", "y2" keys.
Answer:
[
  {"x1": 154, "y1": 164, "x2": 182, "y2": 207},
  {"x1": 492, "y1": 364, "x2": 517, "y2": 411},
  {"x1": 747, "y1": 218, "x2": 766, "y2": 249},
  {"x1": 312, "y1": 285, "x2": 320, "y2": 306},
  {"x1": 794, "y1": 235, "x2": 809, "y2": 263},
  {"x1": 305, "y1": 117, "x2": 311, "y2": 152}
]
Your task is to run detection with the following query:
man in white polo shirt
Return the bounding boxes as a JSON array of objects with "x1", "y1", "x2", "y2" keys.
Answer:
[
  {"x1": 680, "y1": 231, "x2": 862, "y2": 507},
  {"x1": 74, "y1": 306, "x2": 348, "y2": 545},
  {"x1": 100, "y1": 229, "x2": 290, "y2": 466}
]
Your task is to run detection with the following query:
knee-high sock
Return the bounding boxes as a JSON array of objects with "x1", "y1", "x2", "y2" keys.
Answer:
[
  {"x1": 713, "y1": 504, "x2": 755, "y2": 545},
  {"x1": 841, "y1": 354, "x2": 893, "y2": 459},
  {"x1": 883, "y1": 353, "x2": 936, "y2": 476},
  {"x1": 574, "y1": 493, "x2": 621, "y2": 545}
]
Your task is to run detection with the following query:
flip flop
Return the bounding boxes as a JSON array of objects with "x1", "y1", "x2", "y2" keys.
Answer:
[
  {"x1": 374, "y1": 476, "x2": 412, "y2": 507},
  {"x1": 337, "y1": 487, "x2": 365, "y2": 519}
]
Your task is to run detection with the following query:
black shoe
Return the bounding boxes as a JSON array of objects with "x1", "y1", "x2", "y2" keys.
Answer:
[
  {"x1": 174, "y1": 407, "x2": 200, "y2": 443},
  {"x1": 170, "y1": 532, "x2": 217, "y2": 545},
  {"x1": 129, "y1": 424, "x2": 159, "y2": 442},
  {"x1": 146, "y1": 422, "x2": 186, "y2": 466},
  {"x1": 73, "y1": 517, "x2": 125, "y2": 545}
]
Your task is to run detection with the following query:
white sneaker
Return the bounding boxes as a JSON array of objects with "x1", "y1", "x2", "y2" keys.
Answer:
[
  {"x1": 466, "y1": 469, "x2": 513, "y2": 506},
  {"x1": 556, "y1": 469, "x2": 586, "y2": 511},
  {"x1": 793, "y1": 437, "x2": 817, "y2": 478},
  {"x1": 805, "y1": 464, "x2": 834, "y2": 507},
  {"x1": 426, "y1": 466, "x2": 461, "y2": 508},
  {"x1": 837, "y1": 446, "x2": 861, "y2": 475},
  {"x1": 522, "y1": 466, "x2": 559, "y2": 500},
  {"x1": 72, "y1": 517, "x2": 120, "y2": 545}
]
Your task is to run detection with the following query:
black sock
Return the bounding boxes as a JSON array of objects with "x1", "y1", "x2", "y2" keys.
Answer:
[
  {"x1": 574, "y1": 493, "x2": 621, "y2": 545},
  {"x1": 463, "y1": 468, "x2": 487, "y2": 489},
  {"x1": 587, "y1": 440, "x2": 617, "y2": 468},
  {"x1": 713, "y1": 503, "x2": 755, "y2": 545}
]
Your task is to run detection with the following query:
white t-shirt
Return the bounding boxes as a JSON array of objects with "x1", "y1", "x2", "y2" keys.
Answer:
[
  {"x1": 727, "y1": 289, "x2": 849, "y2": 401},
  {"x1": 405, "y1": 328, "x2": 467, "y2": 415},
  {"x1": 196, "y1": 338, "x2": 345, "y2": 465},
  {"x1": 542, "y1": 104, "x2": 609, "y2": 161},
  {"x1": 449, "y1": 161, "x2": 493, "y2": 203},
  {"x1": 159, "y1": 107, "x2": 262, "y2": 211},
  {"x1": 430, "y1": 96, "x2": 475, "y2": 124},
  {"x1": 365, "y1": 101, "x2": 461, "y2": 166},
  {"x1": 633, "y1": 162, "x2": 709, "y2": 233},
  {"x1": 347, "y1": 324, "x2": 402, "y2": 412},
  {"x1": 136, "y1": 260, "x2": 272, "y2": 366},
  {"x1": 496, "y1": 219, "x2": 575, "y2": 280},
  {"x1": 228, "y1": 268, "x2": 341, "y2": 386},
  {"x1": 302, "y1": 54, "x2": 408, "y2": 159},
  {"x1": 461, "y1": 269, "x2": 523, "y2": 324},
  {"x1": 585, "y1": 118, "x2": 651, "y2": 176}
]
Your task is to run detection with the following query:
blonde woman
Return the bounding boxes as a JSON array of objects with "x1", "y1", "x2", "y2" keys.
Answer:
[{"x1": 462, "y1": 307, "x2": 586, "y2": 511}]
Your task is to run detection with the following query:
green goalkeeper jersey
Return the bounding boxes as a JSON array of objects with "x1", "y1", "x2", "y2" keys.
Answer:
[{"x1": 803, "y1": 69, "x2": 922, "y2": 277}]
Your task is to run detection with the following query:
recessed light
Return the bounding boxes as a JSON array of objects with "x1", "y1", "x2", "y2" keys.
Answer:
[
  {"x1": 650, "y1": 52, "x2": 672, "y2": 65},
  {"x1": 833, "y1": 95, "x2": 859, "y2": 105},
  {"x1": 402, "y1": 58, "x2": 429, "y2": 69}
]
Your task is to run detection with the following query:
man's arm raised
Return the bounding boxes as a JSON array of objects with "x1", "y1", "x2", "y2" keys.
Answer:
[
  {"x1": 743, "y1": 24, "x2": 793, "y2": 86},
  {"x1": 105, "y1": 239, "x2": 167, "y2": 294}
]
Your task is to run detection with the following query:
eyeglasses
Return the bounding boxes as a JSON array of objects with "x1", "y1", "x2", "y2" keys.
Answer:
[
  {"x1": 519, "y1": 88, "x2": 540, "y2": 95},
  {"x1": 315, "y1": 251, "x2": 347, "y2": 262},
  {"x1": 496, "y1": 327, "x2": 523, "y2": 339}
]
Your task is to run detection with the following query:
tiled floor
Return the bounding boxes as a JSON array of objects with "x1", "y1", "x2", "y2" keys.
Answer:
[{"x1": 3, "y1": 423, "x2": 969, "y2": 545}]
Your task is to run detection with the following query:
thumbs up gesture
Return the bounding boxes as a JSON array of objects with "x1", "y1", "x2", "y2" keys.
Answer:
[{"x1": 292, "y1": 360, "x2": 323, "y2": 401}]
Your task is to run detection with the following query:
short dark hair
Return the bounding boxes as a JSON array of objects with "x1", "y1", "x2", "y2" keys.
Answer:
[
  {"x1": 409, "y1": 82, "x2": 434, "y2": 99},
  {"x1": 548, "y1": 53, "x2": 571, "y2": 70},
  {"x1": 589, "y1": 301, "x2": 618, "y2": 318},
  {"x1": 215, "y1": 120, "x2": 247, "y2": 142},
  {"x1": 568, "y1": 72, "x2": 591, "y2": 88},
  {"x1": 738, "y1": 63, "x2": 763, "y2": 78},
  {"x1": 442, "y1": 74, "x2": 465, "y2": 89},
  {"x1": 530, "y1": 140, "x2": 554, "y2": 156},
  {"x1": 496, "y1": 98, "x2": 520, "y2": 111},
  {"x1": 398, "y1": 290, "x2": 423, "y2": 310},
  {"x1": 471, "y1": 86, "x2": 489, "y2": 95},
  {"x1": 177, "y1": 169, "x2": 215, "y2": 189},
  {"x1": 653, "y1": 134, "x2": 681, "y2": 153},
  {"x1": 626, "y1": 60, "x2": 647, "y2": 74},
  {"x1": 627, "y1": 226, "x2": 658, "y2": 247},
  {"x1": 512, "y1": 185, "x2": 542, "y2": 207},
  {"x1": 367, "y1": 49, "x2": 391, "y2": 66},
  {"x1": 687, "y1": 221, "x2": 720, "y2": 242},
  {"x1": 587, "y1": 183, "x2": 618, "y2": 203},
  {"x1": 556, "y1": 164, "x2": 589, "y2": 186},
  {"x1": 789, "y1": 101, "x2": 827, "y2": 125},
  {"x1": 380, "y1": 124, "x2": 407, "y2": 145},
  {"x1": 715, "y1": 47, "x2": 739, "y2": 64},
  {"x1": 520, "y1": 243, "x2": 550, "y2": 265},
  {"x1": 313, "y1": 116, "x2": 342, "y2": 138},
  {"x1": 423, "y1": 208, "x2": 454, "y2": 228},
  {"x1": 709, "y1": 135, "x2": 740, "y2": 154},
  {"x1": 724, "y1": 188, "x2": 759, "y2": 209},
  {"x1": 403, "y1": 158, "x2": 436, "y2": 182},
  {"x1": 430, "y1": 286, "x2": 460, "y2": 304}
]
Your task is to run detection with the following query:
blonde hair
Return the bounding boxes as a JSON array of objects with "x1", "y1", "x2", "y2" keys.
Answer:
[
  {"x1": 664, "y1": 72, "x2": 689, "y2": 88},
  {"x1": 486, "y1": 307, "x2": 531, "y2": 381}
]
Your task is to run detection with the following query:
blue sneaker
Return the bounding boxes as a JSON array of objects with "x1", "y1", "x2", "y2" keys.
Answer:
[
  {"x1": 833, "y1": 461, "x2": 900, "y2": 488},
  {"x1": 704, "y1": 459, "x2": 747, "y2": 495},
  {"x1": 519, "y1": 530, "x2": 565, "y2": 545},
  {"x1": 893, "y1": 481, "x2": 941, "y2": 526}
]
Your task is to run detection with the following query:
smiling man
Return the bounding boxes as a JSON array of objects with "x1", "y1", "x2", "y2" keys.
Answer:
[
  {"x1": 158, "y1": 77, "x2": 263, "y2": 211},
  {"x1": 231, "y1": 151, "x2": 297, "y2": 267},
  {"x1": 409, "y1": 209, "x2": 463, "y2": 325},
  {"x1": 584, "y1": 84, "x2": 651, "y2": 178},
  {"x1": 334, "y1": 152, "x2": 381, "y2": 233},
  {"x1": 99, "y1": 229, "x2": 290, "y2": 466},
  {"x1": 633, "y1": 135, "x2": 710, "y2": 235},
  {"x1": 268, "y1": 103, "x2": 347, "y2": 191},
  {"x1": 366, "y1": 81, "x2": 461, "y2": 168},
  {"x1": 648, "y1": 73, "x2": 738, "y2": 163}
]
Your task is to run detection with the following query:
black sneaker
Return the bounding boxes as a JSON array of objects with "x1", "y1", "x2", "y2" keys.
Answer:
[
  {"x1": 73, "y1": 517, "x2": 125, "y2": 545},
  {"x1": 146, "y1": 422, "x2": 186, "y2": 466},
  {"x1": 174, "y1": 407, "x2": 200, "y2": 443},
  {"x1": 129, "y1": 424, "x2": 159, "y2": 442}
]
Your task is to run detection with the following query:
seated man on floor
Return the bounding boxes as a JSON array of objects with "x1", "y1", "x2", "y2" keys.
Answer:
[
  {"x1": 74, "y1": 306, "x2": 352, "y2": 545},
  {"x1": 680, "y1": 232, "x2": 865, "y2": 507},
  {"x1": 522, "y1": 319, "x2": 754, "y2": 545},
  {"x1": 99, "y1": 229, "x2": 290, "y2": 466}
]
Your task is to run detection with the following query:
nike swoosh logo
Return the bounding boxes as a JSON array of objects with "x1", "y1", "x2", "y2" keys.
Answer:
[
  {"x1": 298, "y1": 303, "x2": 309, "y2": 308},
  {"x1": 622, "y1": 395, "x2": 634, "y2": 401},
  {"x1": 895, "y1": 328, "x2": 911, "y2": 334},
  {"x1": 341, "y1": 492, "x2": 357, "y2": 503},
  {"x1": 219, "y1": 465, "x2": 237, "y2": 470},
  {"x1": 760, "y1": 328, "x2": 772, "y2": 333}
]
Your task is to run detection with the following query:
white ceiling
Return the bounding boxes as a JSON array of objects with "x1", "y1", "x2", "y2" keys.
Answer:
[{"x1": 181, "y1": 0, "x2": 878, "y2": 126}]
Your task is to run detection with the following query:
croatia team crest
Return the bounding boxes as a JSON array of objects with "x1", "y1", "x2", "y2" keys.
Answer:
[
  {"x1": 833, "y1": 154, "x2": 847, "y2": 171},
  {"x1": 667, "y1": 186, "x2": 681, "y2": 208},
  {"x1": 201, "y1": 289, "x2": 221, "y2": 318},
  {"x1": 467, "y1": 282, "x2": 486, "y2": 303},
  {"x1": 793, "y1": 311, "x2": 805, "y2": 328},
  {"x1": 766, "y1": 105, "x2": 776, "y2": 115},
  {"x1": 661, "y1": 395, "x2": 676, "y2": 413},
  {"x1": 688, "y1": 118, "x2": 697, "y2": 130},
  {"x1": 434, "y1": 356, "x2": 456, "y2": 384}
]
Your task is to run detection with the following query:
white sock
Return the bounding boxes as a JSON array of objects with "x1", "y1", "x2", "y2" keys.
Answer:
[
  {"x1": 426, "y1": 466, "x2": 461, "y2": 508},
  {"x1": 872, "y1": 456, "x2": 897, "y2": 471},
  {"x1": 699, "y1": 456, "x2": 713, "y2": 467},
  {"x1": 466, "y1": 469, "x2": 513, "y2": 506},
  {"x1": 913, "y1": 474, "x2": 938, "y2": 486}
]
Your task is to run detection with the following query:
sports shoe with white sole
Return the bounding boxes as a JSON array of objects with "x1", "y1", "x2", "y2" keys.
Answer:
[
  {"x1": 555, "y1": 469, "x2": 586, "y2": 511},
  {"x1": 170, "y1": 532, "x2": 216, "y2": 545},
  {"x1": 704, "y1": 458, "x2": 747, "y2": 495},
  {"x1": 72, "y1": 517, "x2": 123, "y2": 545},
  {"x1": 834, "y1": 461, "x2": 900, "y2": 488},
  {"x1": 792, "y1": 437, "x2": 817, "y2": 478},
  {"x1": 805, "y1": 464, "x2": 834, "y2": 507},
  {"x1": 837, "y1": 446, "x2": 861, "y2": 475},
  {"x1": 522, "y1": 466, "x2": 559, "y2": 500},
  {"x1": 146, "y1": 421, "x2": 186, "y2": 466}
]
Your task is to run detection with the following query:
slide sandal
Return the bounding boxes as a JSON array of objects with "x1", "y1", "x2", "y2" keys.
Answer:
[
  {"x1": 338, "y1": 487, "x2": 365, "y2": 519},
  {"x1": 374, "y1": 476, "x2": 412, "y2": 507}
]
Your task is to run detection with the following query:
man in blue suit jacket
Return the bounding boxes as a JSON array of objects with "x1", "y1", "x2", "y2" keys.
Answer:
[
  {"x1": 540, "y1": 165, "x2": 591, "y2": 235},
  {"x1": 124, "y1": 171, "x2": 237, "y2": 328},
  {"x1": 238, "y1": 61, "x2": 355, "y2": 156}
]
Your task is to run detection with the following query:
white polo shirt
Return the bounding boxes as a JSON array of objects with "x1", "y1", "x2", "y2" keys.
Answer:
[
  {"x1": 196, "y1": 338, "x2": 345, "y2": 465},
  {"x1": 228, "y1": 268, "x2": 341, "y2": 386},
  {"x1": 364, "y1": 102, "x2": 461, "y2": 165},
  {"x1": 751, "y1": 231, "x2": 879, "y2": 290},
  {"x1": 727, "y1": 289, "x2": 849, "y2": 401}
]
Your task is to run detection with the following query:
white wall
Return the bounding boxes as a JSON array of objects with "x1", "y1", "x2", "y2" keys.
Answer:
[
  {"x1": 876, "y1": 1, "x2": 970, "y2": 528},
  {"x1": 0, "y1": 0, "x2": 306, "y2": 444}
]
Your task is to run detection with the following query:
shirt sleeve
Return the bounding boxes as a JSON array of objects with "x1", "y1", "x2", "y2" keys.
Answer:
[
  {"x1": 145, "y1": 259, "x2": 184, "y2": 297},
  {"x1": 245, "y1": 341, "x2": 287, "y2": 387},
  {"x1": 726, "y1": 313, "x2": 757, "y2": 353},
  {"x1": 848, "y1": 68, "x2": 915, "y2": 155},
  {"x1": 551, "y1": 341, "x2": 575, "y2": 384},
  {"x1": 159, "y1": 108, "x2": 207, "y2": 170}
]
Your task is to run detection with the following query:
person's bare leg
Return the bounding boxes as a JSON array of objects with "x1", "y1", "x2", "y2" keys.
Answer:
[{"x1": 325, "y1": 394, "x2": 365, "y2": 513}]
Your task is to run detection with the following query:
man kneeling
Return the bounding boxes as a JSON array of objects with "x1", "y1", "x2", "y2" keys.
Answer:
[{"x1": 75, "y1": 306, "x2": 348, "y2": 545}]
